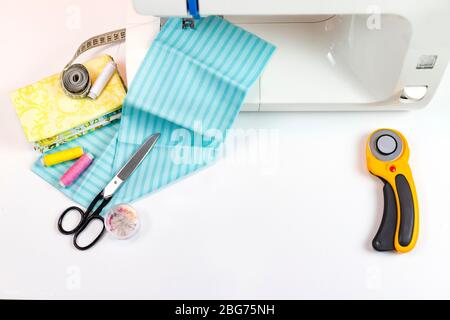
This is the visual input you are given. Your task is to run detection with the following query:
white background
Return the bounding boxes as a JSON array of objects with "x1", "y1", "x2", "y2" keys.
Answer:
[{"x1": 1, "y1": 0, "x2": 450, "y2": 299}]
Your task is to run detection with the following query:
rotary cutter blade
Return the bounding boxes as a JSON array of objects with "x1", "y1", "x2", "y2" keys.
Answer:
[{"x1": 366, "y1": 129, "x2": 419, "y2": 253}]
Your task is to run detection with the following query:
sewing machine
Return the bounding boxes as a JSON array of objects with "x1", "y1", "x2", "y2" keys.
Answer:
[{"x1": 127, "y1": 0, "x2": 450, "y2": 111}]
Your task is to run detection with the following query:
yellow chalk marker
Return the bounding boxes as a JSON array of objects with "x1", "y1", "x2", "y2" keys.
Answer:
[{"x1": 41, "y1": 146, "x2": 84, "y2": 167}]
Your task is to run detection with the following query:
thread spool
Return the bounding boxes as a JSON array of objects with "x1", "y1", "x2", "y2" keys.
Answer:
[
  {"x1": 88, "y1": 61, "x2": 117, "y2": 99},
  {"x1": 41, "y1": 146, "x2": 84, "y2": 167},
  {"x1": 104, "y1": 204, "x2": 140, "y2": 239},
  {"x1": 59, "y1": 153, "x2": 94, "y2": 187},
  {"x1": 60, "y1": 29, "x2": 125, "y2": 98}
]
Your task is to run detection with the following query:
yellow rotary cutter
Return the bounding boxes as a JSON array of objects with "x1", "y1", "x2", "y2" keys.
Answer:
[{"x1": 366, "y1": 129, "x2": 419, "y2": 253}]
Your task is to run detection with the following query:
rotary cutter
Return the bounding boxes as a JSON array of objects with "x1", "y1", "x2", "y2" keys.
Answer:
[{"x1": 366, "y1": 129, "x2": 419, "y2": 253}]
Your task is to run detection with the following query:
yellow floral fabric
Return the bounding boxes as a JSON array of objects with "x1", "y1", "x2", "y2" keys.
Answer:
[{"x1": 10, "y1": 54, "x2": 126, "y2": 142}]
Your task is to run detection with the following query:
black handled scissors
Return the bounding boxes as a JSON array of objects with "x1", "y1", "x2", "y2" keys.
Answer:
[{"x1": 57, "y1": 133, "x2": 160, "y2": 250}]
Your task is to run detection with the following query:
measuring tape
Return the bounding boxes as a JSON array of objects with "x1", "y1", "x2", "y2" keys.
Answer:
[{"x1": 61, "y1": 28, "x2": 126, "y2": 98}]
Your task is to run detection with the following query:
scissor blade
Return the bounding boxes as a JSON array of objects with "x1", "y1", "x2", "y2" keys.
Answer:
[{"x1": 116, "y1": 133, "x2": 160, "y2": 182}]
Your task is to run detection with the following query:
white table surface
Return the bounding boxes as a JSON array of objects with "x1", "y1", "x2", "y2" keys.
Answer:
[{"x1": 1, "y1": 0, "x2": 450, "y2": 299}]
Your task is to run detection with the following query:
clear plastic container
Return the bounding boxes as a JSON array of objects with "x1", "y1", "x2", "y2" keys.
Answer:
[{"x1": 104, "y1": 204, "x2": 140, "y2": 240}]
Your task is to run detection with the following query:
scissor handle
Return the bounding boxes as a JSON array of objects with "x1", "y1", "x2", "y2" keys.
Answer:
[
  {"x1": 58, "y1": 206, "x2": 86, "y2": 235},
  {"x1": 58, "y1": 190, "x2": 113, "y2": 250},
  {"x1": 73, "y1": 214, "x2": 106, "y2": 251},
  {"x1": 72, "y1": 192, "x2": 112, "y2": 250}
]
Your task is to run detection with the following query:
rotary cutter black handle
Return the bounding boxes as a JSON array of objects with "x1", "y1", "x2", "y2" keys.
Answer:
[
  {"x1": 395, "y1": 174, "x2": 415, "y2": 247},
  {"x1": 372, "y1": 180, "x2": 396, "y2": 251},
  {"x1": 372, "y1": 175, "x2": 415, "y2": 252}
]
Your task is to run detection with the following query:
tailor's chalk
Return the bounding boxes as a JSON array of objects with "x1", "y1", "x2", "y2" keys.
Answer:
[
  {"x1": 41, "y1": 146, "x2": 84, "y2": 167},
  {"x1": 88, "y1": 61, "x2": 117, "y2": 99},
  {"x1": 59, "y1": 153, "x2": 94, "y2": 187}
]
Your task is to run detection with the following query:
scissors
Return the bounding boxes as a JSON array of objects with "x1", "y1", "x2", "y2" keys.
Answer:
[{"x1": 57, "y1": 133, "x2": 160, "y2": 250}]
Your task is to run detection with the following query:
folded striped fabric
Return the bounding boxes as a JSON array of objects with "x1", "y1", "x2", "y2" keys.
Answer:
[{"x1": 32, "y1": 16, "x2": 275, "y2": 209}]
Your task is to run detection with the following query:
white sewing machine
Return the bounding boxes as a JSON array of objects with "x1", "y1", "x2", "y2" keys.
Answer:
[{"x1": 126, "y1": 0, "x2": 450, "y2": 111}]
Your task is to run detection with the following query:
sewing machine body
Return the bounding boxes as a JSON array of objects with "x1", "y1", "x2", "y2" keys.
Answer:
[{"x1": 128, "y1": 0, "x2": 450, "y2": 111}]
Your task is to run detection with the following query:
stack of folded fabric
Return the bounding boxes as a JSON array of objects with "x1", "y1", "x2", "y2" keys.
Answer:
[{"x1": 10, "y1": 54, "x2": 126, "y2": 153}]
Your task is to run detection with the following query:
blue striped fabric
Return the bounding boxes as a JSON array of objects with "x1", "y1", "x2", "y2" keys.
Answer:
[{"x1": 32, "y1": 16, "x2": 275, "y2": 210}]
